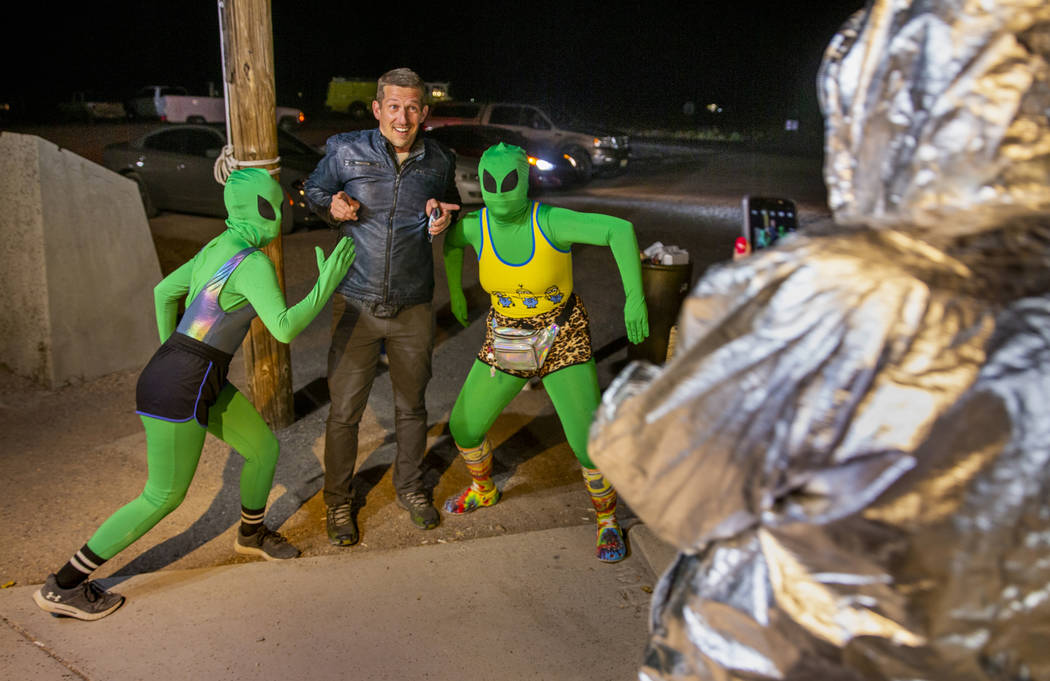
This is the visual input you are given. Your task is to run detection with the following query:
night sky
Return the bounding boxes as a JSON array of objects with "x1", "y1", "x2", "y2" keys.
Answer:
[{"x1": 7, "y1": 1, "x2": 867, "y2": 129}]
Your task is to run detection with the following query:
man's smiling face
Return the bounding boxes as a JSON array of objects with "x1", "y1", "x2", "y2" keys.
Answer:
[{"x1": 372, "y1": 84, "x2": 428, "y2": 153}]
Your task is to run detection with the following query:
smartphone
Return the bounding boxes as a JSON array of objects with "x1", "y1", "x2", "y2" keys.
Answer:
[
  {"x1": 742, "y1": 196, "x2": 798, "y2": 250},
  {"x1": 426, "y1": 207, "x2": 440, "y2": 242}
]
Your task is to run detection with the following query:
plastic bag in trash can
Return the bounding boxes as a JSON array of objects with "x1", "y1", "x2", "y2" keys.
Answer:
[
  {"x1": 642, "y1": 241, "x2": 690, "y2": 266},
  {"x1": 629, "y1": 244, "x2": 693, "y2": 364}
]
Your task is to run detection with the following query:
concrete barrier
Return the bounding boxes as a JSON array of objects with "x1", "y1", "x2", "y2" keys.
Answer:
[{"x1": 0, "y1": 132, "x2": 162, "y2": 387}]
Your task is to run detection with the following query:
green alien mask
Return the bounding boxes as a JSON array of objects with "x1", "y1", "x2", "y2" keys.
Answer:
[
  {"x1": 479, "y1": 143, "x2": 530, "y2": 221},
  {"x1": 223, "y1": 167, "x2": 284, "y2": 248}
]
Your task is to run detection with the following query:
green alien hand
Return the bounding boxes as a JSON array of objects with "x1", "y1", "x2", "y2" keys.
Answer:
[
  {"x1": 625, "y1": 294, "x2": 649, "y2": 344},
  {"x1": 450, "y1": 287, "x2": 469, "y2": 328}
]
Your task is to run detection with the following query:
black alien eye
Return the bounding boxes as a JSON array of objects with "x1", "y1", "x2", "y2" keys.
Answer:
[
  {"x1": 500, "y1": 169, "x2": 518, "y2": 193},
  {"x1": 483, "y1": 169, "x2": 497, "y2": 193},
  {"x1": 257, "y1": 194, "x2": 277, "y2": 221}
]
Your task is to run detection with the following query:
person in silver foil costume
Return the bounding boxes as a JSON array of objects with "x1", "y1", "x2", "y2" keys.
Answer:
[{"x1": 588, "y1": 1, "x2": 1050, "y2": 679}]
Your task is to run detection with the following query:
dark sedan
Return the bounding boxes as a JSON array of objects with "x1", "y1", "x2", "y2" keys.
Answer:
[
  {"x1": 102, "y1": 123, "x2": 321, "y2": 232},
  {"x1": 425, "y1": 124, "x2": 577, "y2": 205}
]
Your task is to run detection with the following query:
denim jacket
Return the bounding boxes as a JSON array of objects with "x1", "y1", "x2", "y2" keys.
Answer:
[{"x1": 304, "y1": 128, "x2": 459, "y2": 306}]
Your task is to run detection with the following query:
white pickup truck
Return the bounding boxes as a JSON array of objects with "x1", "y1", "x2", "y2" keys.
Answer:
[
  {"x1": 126, "y1": 85, "x2": 304, "y2": 130},
  {"x1": 424, "y1": 101, "x2": 630, "y2": 180}
]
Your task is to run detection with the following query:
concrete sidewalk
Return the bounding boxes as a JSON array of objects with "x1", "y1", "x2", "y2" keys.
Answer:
[{"x1": 0, "y1": 524, "x2": 676, "y2": 681}]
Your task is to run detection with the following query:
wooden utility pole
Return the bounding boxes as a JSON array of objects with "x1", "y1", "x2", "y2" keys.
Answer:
[{"x1": 220, "y1": 0, "x2": 295, "y2": 428}]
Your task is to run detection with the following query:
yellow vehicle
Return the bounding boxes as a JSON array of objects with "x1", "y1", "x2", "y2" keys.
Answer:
[{"x1": 325, "y1": 77, "x2": 451, "y2": 118}]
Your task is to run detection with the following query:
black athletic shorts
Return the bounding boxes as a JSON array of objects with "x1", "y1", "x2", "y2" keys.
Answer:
[{"x1": 135, "y1": 333, "x2": 233, "y2": 428}]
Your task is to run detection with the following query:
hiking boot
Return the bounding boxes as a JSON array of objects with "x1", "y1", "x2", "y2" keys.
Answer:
[
  {"x1": 234, "y1": 526, "x2": 301, "y2": 561},
  {"x1": 397, "y1": 490, "x2": 440, "y2": 530},
  {"x1": 33, "y1": 574, "x2": 125, "y2": 621},
  {"x1": 326, "y1": 503, "x2": 359, "y2": 546}
]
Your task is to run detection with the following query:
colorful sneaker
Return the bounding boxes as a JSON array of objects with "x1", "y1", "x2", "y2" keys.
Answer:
[
  {"x1": 234, "y1": 526, "x2": 301, "y2": 560},
  {"x1": 596, "y1": 522, "x2": 627, "y2": 563},
  {"x1": 443, "y1": 485, "x2": 501, "y2": 515},
  {"x1": 33, "y1": 574, "x2": 125, "y2": 621},
  {"x1": 396, "y1": 490, "x2": 440, "y2": 530},
  {"x1": 326, "y1": 503, "x2": 359, "y2": 546}
]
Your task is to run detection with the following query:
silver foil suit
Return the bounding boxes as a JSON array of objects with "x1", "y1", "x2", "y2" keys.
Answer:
[{"x1": 589, "y1": 1, "x2": 1050, "y2": 679}]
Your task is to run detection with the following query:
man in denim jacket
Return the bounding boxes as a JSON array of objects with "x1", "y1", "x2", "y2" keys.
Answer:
[{"x1": 304, "y1": 67, "x2": 460, "y2": 545}]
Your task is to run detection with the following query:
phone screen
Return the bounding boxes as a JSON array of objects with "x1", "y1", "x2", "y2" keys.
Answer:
[{"x1": 743, "y1": 196, "x2": 798, "y2": 250}]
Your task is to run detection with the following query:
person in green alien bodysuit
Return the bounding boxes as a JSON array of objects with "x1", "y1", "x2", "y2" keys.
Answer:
[
  {"x1": 442, "y1": 143, "x2": 649, "y2": 562},
  {"x1": 33, "y1": 168, "x2": 355, "y2": 621}
]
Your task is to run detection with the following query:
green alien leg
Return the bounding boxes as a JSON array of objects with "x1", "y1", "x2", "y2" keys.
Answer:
[
  {"x1": 542, "y1": 360, "x2": 627, "y2": 562},
  {"x1": 85, "y1": 416, "x2": 207, "y2": 560},
  {"x1": 445, "y1": 359, "x2": 527, "y2": 513},
  {"x1": 206, "y1": 384, "x2": 280, "y2": 535}
]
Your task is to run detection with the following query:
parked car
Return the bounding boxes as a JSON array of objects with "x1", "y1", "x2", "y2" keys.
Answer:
[
  {"x1": 125, "y1": 85, "x2": 189, "y2": 119},
  {"x1": 424, "y1": 101, "x2": 630, "y2": 180},
  {"x1": 126, "y1": 85, "x2": 304, "y2": 130},
  {"x1": 102, "y1": 123, "x2": 321, "y2": 231},
  {"x1": 57, "y1": 92, "x2": 127, "y2": 122},
  {"x1": 426, "y1": 124, "x2": 577, "y2": 205}
]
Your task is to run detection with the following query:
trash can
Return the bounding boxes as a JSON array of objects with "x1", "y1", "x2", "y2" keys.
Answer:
[{"x1": 628, "y1": 261, "x2": 693, "y2": 364}]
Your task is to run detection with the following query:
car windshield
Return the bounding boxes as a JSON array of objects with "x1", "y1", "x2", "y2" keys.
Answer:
[
  {"x1": 544, "y1": 107, "x2": 583, "y2": 130},
  {"x1": 277, "y1": 130, "x2": 316, "y2": 156},
  {"x1": 192, "y1": 124, "x2": 316, "y2": 157},
  {"x1": 143, "y1": 128, "x2": 223, "y2": 156}
]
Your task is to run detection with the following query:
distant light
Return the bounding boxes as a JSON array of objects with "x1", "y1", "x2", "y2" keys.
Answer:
[
  {"x1": 706, "y1": 103, "x2": 722, "y2": 113},
  {"x1": 528, "y1": 157, "x2": 554, "y2": 171}
]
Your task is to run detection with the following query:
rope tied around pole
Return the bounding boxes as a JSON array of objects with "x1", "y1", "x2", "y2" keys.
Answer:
[{"x1": 213, "y1": 146, "x2": 282, "y2": 186}]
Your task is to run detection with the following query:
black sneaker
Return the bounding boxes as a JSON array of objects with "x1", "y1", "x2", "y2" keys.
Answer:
[
  {"x1": 33, "y1": 574, "x2": 125, "y2": 621},
  {"x1": 397, "y1": 490, "x2": 440, "y2": 530},
  {"x1": 326, "y1": 503, "x2": 359, "y2": 546},
  {"x1": 234, "y1": 526, "x2": 301, "y2": 560}
]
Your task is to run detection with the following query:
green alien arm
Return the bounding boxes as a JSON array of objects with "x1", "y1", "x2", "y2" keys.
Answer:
[
  {"x1": 225, "y1": 238, "x2": 356, "y2": 344},
  {"x1": 443, "y1": 216, "x2": 473, "y2": 328},
  {"x1": 153, "y1": 258, "x2": 194, "y2": 343},
  {"x1": 545, "y1": 205, "x2": 649, "y2": 344}
]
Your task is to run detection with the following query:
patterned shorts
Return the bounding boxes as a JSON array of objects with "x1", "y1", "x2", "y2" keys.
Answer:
[{"x1": 478, "y1": 292, "x2": 592, "y2": 379}]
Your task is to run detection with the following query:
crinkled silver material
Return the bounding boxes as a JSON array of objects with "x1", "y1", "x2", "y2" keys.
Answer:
[
  {"x1": 589, "y1": 1, "x2": 1050, "y2": 679},
  {"x1": 819, "y1": 0, "x2": 1050, "y2": 240}
]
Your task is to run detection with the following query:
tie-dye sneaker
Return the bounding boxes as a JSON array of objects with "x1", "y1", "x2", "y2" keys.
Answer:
[
  {"x1": 443, "y1": 485, "x2": 501, "y2": 514},
  {"x1": 596, "y1": 522, "x2": 627, "y2": 563}
]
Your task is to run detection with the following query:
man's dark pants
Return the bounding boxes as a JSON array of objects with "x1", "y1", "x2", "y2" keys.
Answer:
[{"x1": 323, "y1": 294, "x2": 434, "y2": 507}]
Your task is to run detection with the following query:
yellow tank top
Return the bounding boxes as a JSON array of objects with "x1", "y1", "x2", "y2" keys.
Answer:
[{"x1": 478, "y1": 202, "x2": 573, "y2": 318}]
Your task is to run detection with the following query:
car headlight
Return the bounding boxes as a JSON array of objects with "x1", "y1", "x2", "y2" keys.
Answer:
[
  {"x1": 528, "y1": 156, "x2": 555, "y2": 172},
  {"x1": 594, "y1": 136, "x2": 627, "y2": 149}
]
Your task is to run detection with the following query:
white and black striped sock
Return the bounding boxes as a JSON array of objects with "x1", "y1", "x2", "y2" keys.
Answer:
[
  {"x1": 55, "y1": 545, "x2": 106, "y2": 589},
  {"x1": 239, "y1": 506, "x2": 266, "y2": 536}
]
